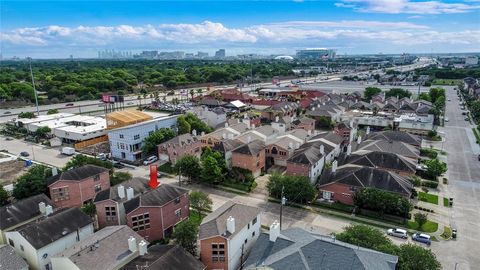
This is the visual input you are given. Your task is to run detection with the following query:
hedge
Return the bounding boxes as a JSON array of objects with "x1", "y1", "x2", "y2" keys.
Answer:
[
  {"x1": 421, "y1": 180, "x2": 439, "y2": 189},
  {"x1": 420, "y1": 148, "x2": 438, "y2": 159}
]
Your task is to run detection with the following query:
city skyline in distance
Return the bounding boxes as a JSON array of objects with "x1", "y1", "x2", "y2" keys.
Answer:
[{"x1": 1, "y1": 0, "x2": 480, "y2": 59}]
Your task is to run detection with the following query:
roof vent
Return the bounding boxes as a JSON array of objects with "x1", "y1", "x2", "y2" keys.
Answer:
[
  {"x1": 126, "y1": 187, "x2": 134, "y2": 200},
  {"x1": 128, "y1": 236, "x2": 137, "y2": 253},
  {"x1": 226, "y1": 216, "x2": 235, "y2": 234},
  {"x1": 45, "y1": 205, "x2": 53, "y2": 216}
]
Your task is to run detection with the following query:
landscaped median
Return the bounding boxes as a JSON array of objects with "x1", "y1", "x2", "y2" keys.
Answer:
[
  {"x1": 407, "y1": 220, "x2": 438, "y2": 233},
  {"x1": 418, "y1": 191, "x2": 439, "y2": 205}
]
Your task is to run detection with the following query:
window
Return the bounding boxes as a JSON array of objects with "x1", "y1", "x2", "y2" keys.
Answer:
[
  {"x1": 119, "y1": 134, "x2": 124, "y2": 139},
  {"x1": 131, "y1": 213, "x2": 150, "y2": 231},
  {"x1": 121, "y1": 152, "x2": 126, "y2": 159},
  {"x1": 93, "y1": 174, "x2": 100, "y2": 181},
  {"x1": 211, "y1": 243, "x2": 225, "y2": 263},
  {"x1": 252, "y1": 217, "x2": 257, "y2": 225},
  {"x1": 252, "y1": 231, "x2": 256, "y2": 237},
  {"x1": 45, "y1": 264, "x2": 51, "y2": 270},
  {"x1": 175, "y1": 209, "x2": 182, "y2": 217},
  {"x1": 20, "y1": 245, "x2": 24, "y2": 251},
  {"x1": 94, "y1": 184, "x2": 102, "y2": 192},
  {"x1": 244, "y1": 238, "x2": 248, "y2": 244},
  {"x1": 8, "y1": 239, "x2": 14, "y2": 247},
  {"x1": 248, "y1": 223, "x2": 250, "y2": 229},
  {"x1": 174, "y1": 197, "x2": 181, "y2": 204},
  {"x1": 105, "y1": 206, "x2": 117, "y2": 221},
  {"x1": 134, "y1": 134, "x2": 140, "y2": 140},
  {"x1": 52, "y1": 187, "x2": 70, "y2": 202}
]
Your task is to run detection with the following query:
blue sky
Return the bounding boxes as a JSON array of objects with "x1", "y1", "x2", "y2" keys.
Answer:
[{"x1": 1, "y1": 0, "x2": 479, "y2": 58}]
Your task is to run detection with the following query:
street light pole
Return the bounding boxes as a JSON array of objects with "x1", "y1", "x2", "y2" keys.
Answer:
[
  {"x1": 29, "y1": 57, "x2": 40, "y2": 116},
  {"x1": 280, "y1": 185, "x2": 286, "y2": 230}
]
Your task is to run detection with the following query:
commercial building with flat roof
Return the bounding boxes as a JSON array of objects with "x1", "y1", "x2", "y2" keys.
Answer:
[{"x1": 296, "y1": 48, "x2": 336, "y2": 59}]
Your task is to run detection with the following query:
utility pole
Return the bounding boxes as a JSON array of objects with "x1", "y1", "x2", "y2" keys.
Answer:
[
  {"x1": 280, "y1": 185, "x2": 286, "y2": 230},
  {"x1": 28, "y1": 57, "x2": 40, "y2": 116},
  {"x1": 178, "y1": 167, "x2": 181, "y2": 187}
]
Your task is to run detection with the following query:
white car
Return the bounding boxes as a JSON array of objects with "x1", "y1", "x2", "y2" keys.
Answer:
[
  {"x1": 445, "y1": 118, "x2": 449, "y2": 122},
  {"x1": 387, "y1": 228, "x2": 408, "y2": 239},
  {"x1": 143, "y1": 156, "x2": 158, "y2": 165}
]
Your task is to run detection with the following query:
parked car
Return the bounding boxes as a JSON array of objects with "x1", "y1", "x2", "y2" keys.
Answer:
[
  {"x1": 97, "y1": 153, "x2": 108, "y2": 161},
  {"x1": 412, "y1": 233, "x2": 431, "y2": 245},
  {"x1": 143, "y1": 156, "x2": 158, "y2": 165},
  {"x1": 157, "y1": 171, "x2": 166, "y2": 178},
  {"x1": 452, "y1": 229, "x2": 457, "y2": 239},
  {"x1": 112, "y1": 161, "x2": 125, "y2": 169},
  {"x1": 387, "y1": 228, "x2": 408, "y2": 239},
  {"x1": 462, "y1": 112, "x2": 467, "y2": 115},
  {"x1": 61, "y1": 147, "x2": 75, "y2": 156},
  {"x1": 3, "y1": 111, "x2": 11, "y2": 114},
  {"x1": 5, "y1": 137, "x2": 13, "y2": 141},
  {"x1": 478, "y1": 154, "x2": 480, "y2": 161},
  {"x1": 127, "y1": 102, "x2": 134, "y2": 105},
  {"x1": 65, "y1": 103, "x2": 74, "y2": 107},
  {"x1": 465, "y1": 118, "x2": 470, "y2": 121},
  {"x1": 20, "y1": 151, "x2": 30, "y2": 157},
  {"x1": 445, "y1": 118, "x2": 449, "y2": 122}
]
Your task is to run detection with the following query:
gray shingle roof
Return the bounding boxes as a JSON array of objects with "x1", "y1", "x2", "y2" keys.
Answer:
[
  {"x1": 121, "y1": 245, "x2": 206, "y2": 270},
  {"x1": 0, "y1": 194, "x2": 53, "y2": 230},
  {"x1": 123, "y1": 184, "x2": 189, "y2": 214},
  {"x1": 16, "y1": 208, "x2": 93, "y2": 249},
  {"x1": 355, "y1": 139, "x2": 420, "y2": 159},
  {"x1": 213, "y1": 139, "x2": 245, "y2": 153},
  {"x1": 244, "y1": 228, "x2": 398, "y2": 270},
  {"x1": 94, "y1": 177, "x2": 150, "y2": 203},
  {"x1": 366, "y1": 131, "x2": 422, "y2": 146},
  {"x1": 199, "y1": 201, "x2": 260, "y2": 240},
  {"x1": 232, "y1": 140, "x2": 265, "y2": 155},
  {"x1": 308, "y1": 132, "x2": 344, "y2": 146},
  {"x1": 342, "y1": 150, "x2": 417, "y2": 173},
  {"x1": 47, "y1": 165, "x2": 109, "y2": 186},
  {"x1": 318, "y1": 164, "x2": 413, "y2": 197},
  {"x1": 287, "y1": 141, "x2": 331, "y2": 165},
  {"x1": 0, "y1": 244, "x2": 28, "y2": 270},
  {"x1": 53, "y1": 225, "x2": 146, "y2": 270}
]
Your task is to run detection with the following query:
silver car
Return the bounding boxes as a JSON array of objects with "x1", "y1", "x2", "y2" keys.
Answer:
[{"x1": 387, "y1": 228, "x2": 408, "y2": 239}]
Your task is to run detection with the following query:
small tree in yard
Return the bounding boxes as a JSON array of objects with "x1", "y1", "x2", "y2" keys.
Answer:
[
  {"x1": 110, "y1": 172, "x2": 132, "y2": 186},
  {"x1": 47, "y1": 109, "x2": 59, "y2": 115},
  {"x1": 201, "y1": 156, "x2": 222, "y2": 184},
  {"x1": 414, "y1": 212, "x2": 428, "y2": 228},
  {"x1": 142, "y1": 128, "x2": 176, "y2": 155},
  {"x1": 189, "y1": 190, "x2": 212, "y2": 216},
  {"x1": 0, "y1": 185, "x2": 9, "y2": 206},
  {"x1": 35, "y1": 126, "x2": 51, "y2": 139},
  {"x1": 267, "y1": 174, "x2": 316, "y2": 204},
  {"x1": 172, "y1": 219, "x2": 198, "y2": 255},
  {"x1": 396, "y1": 244, "x2": 441, "y2": 270},
  {"x1": 424, "y1": 158, "x2": 447, "y2": 180},
  {"x1": 335, "y1": 224, "x2": 397, "y2": 254},
  {"x1": 12, "y1": 165, "x2": 50, "y2": 200},
  {"x1": 81, "y1": 201, "x2": 96, "y2": 217},
  {"x1": 175, "y1": 155, "x2": 201, "y2": 181}
]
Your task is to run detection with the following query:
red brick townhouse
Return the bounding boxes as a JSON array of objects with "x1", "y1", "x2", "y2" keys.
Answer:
[
  {"x1": 158, "y1": 133, "x2": 202, "y2": 165},
  {"x1": 123, "y1": 184, "x2": 190, "y2": 241},
  {"x1": 231, "y1": 140, "x2": 265, "y2": 177},
  {"x1": 47, "y1": 165, "x2": 110, "y2": 208}
]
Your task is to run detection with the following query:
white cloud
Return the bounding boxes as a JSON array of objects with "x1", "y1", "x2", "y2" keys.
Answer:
[
  {"x1": 2, "y1": 20, "x2": 479, "y2": 57},
  {"x1": 336, "y1": 0, "x2": 480, "y2": 14}
]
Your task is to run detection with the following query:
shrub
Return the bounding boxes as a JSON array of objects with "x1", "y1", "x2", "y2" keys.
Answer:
[
  {"x1": 420, "y1": 148, "x2": 438, "y2": 159},
  {"x1": 421, "y1": 180, "x2": 439, "y2": 189}
]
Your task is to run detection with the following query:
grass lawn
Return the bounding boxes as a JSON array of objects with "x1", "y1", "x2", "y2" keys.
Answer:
[
  {"x1": 443, "y1": 197, "x2": 450, "y2": 207},
  {"x1": 407, "y1": 220, "x2": 439, "y2": 233},
  {"x1": 418, "y1": 192, "x2": 439, "y2": 205},
  {"x1": 432, "y1": 79, "x2": 461, "y2": 85},
  {"x1": 189, "y1": 211, "x2": 205, "y2": 226},
  {"x1": 440, "y1": 226, "x2": 452, "y2": 240}
]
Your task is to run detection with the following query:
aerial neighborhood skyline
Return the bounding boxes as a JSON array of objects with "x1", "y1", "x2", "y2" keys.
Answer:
[{"x1": 1, "y1": 0, "x2": 480, "y2": 58}]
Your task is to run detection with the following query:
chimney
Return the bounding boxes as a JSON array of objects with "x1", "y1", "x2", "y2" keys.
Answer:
[
  {"x1": 347, "y1": 144, "x2": 352, "y2": 156},
  {"x1": 332, "y1": 160, "x2": 338, "y2": 173},
  {"x1": 288, "y1": 142, "x2": 293, "y2": 149},
  {"x1": 192, "y1": 129, "x2": 197, "y2": 137},
  {"x1": 201, "y1": 131, "x2": 205, "y2": 136},
  {"x1": 128, "y1": 236, "x2": 137, "y2": 253},
  {"x1": 39, "y1": 202, "x2": 46, "y2": 214},
  {"x1": 45, "y1": 205, "x2": 53, "y2": 216},
  {"x1": 225, "y1": 122, "x2": 229, "y2": 128},
  {"x1": 366, "y1": 126, "x2": 370, "y2": 135},
  {"x1": 322, "y1": 102, "x2": 325, "y2": 106},
  {"x1": 275, "y1": 116, "x2": 279, "y2": 123},
  {"x1": 357, "y1": 135, "x2": 362, "y2": 144},
  {"x1": 222, "y1": 133, "x2": 227, "y2": 139},
  {"x1": 228, "y1": 133, "x2": 234, "y2": 140},
  {"x1": 51, "y1": 167, "x2": 58, "y2": 176},
  {"x1": 118, "y1": 185, "x2": 125, "y2": 199},
  {"x1": 226, "y1": 216, "x2": 235, "y2": 234},
  {"x1": 307, "y1": 129, "x2": 312, "y2": 136},
  {"x1": 296, "y1": 142, "x2": 300, "y2": 149},
  {"x1": 349, "y1": 120, "x2": 353, "y2": 128},
  {"x1": 312, "y1": 107, "x2": 315, "y2": 111},
  {"x1": 247, "y1": 135, "x2": 251, "y2": 143},
  {"x1": 126, "y1": 187, "x2": 134, "y2": 200},
  {"x1": 269, "y1": 220, "x2": 280, "y2": 242},
  {"x1": 138, "y1": 240, "x2": 148, "y2": 256},
  {"x1": 370, "y1": 99, "x2": 372, "y2": 104},
  {"x1": 320, "y1": 144, "x2": 324, "y2": 155}
]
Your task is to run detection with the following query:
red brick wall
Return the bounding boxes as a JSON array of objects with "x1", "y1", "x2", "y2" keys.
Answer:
[
  {"x1": 49, "y1": 171, "x2": 110, "y2": 208},
  {"x1": 318, "y1": 183, "x2": 355, "y2": 205},
  {"x1": 94, "y1": 199, "x2": 119, "y2": 229},
  {"x1": 295, "y1": 122, "x2": 315, "y2": 133},
  {"x1": 159, "y1": 140, "x2": 202, "y2": 164},
  {"x1": 200, "y1": 236, "x2": 229, "y2": 270},
  {"x1": 125, "y1": 193, "x2": 189, "y2": 242},
  {"x1": 231, "y1": 150, "x2": 265, "y2": 176},
  {"x1": 286, "y1": 161, "x2": 310, "y2": 177}
]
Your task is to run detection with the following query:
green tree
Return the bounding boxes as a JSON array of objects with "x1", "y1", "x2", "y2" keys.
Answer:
[
  {"x1": 364, "y1": 87, "x2": 382, "y2": 101},
  {"x1": 201, "y1": 147, "x2": 226, "y2": 173},
  {"x1": 189, "y1": 190, "x2": 213, "y2": 216},
  {"x1": 0, "y1": 185, "x2": 9, "y2": 206},
  {"x1": 353, "y1": 188, "x2": 412, "y2": 217},
  {"x1": 47, "y1": 109, "x2": 59, "y2": 114},
  {"x1": 314, "y1": 116, "x2": 334, "y2": 129},
  {"x1": 64, "y1": 154, "x2": 113, "y2": 172},
  {"x1": 12, "y1": 165, "x2": 50, "y2": 200},
  {"x1": 414, "y1": 212, "x2": 428, "y2": 228},
  {"x1": 81, "y1": 201, "x2": 96, "y2": 217},
  {"x1": 418, "y1": 92, "x2": 431, "y2": 101},
  {"x1": 35, "y1": 126, "x2": 51, "y2": 139},
  {"x1": 424, "y1": 158, "x2": 447, "y2": 180},
  {"x1": 110, "y1": 171, "x2": 132, "y2": 186},
  {"x1": 175, "y1": 155, "x2": 201, "y2": 181},
  {"x1": 18, "y1": 111, "x2": 36, "y2": 119},
  {"x1": 385, "y1": 88, "x2": 411, "y2": 99},
  {"x1": 142, "y1": 128, "x2": 176, "y2": 155},
  {"x1": 177, "y1": 116, "x2": 191, "y2": 135},
  {"x1": 396, "y1": 244, "x2": 441, "y2": 270},
  {"x1": 201, "y1": 156, "x2": 222, "y2": 183},
  {"x1": 172, "y1": 219, "x2": 199, "y2": 255},
  {"x1": 470, "y1": 101, "x2": 480, "y2": 120},
  {"x1": 335, "y1": 224, "x2": 398, "y2": 254},
  {"x1": 267, "y1": 174, "x2": 316, "y2": 204}
]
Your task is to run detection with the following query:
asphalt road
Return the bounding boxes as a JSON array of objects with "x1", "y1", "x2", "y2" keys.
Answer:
[{"x1": 430, "y1": 86, "x2": 480, "y2": 270}]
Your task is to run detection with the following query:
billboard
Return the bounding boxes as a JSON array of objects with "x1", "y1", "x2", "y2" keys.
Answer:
[{"x1": 102, "y1": 94, "x2": 125, "y2": 103}]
